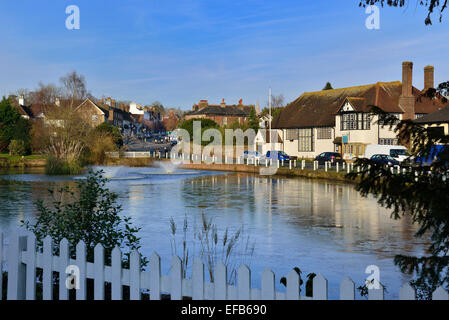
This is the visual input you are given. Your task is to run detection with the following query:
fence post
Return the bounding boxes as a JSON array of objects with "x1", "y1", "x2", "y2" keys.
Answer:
[
  {"x1": 130, "y1": 250, "x2": 141, "y2": 300},
  {"x1": 325, "y1": 162, "x2": 328, "y2": 172},
  {"x1": 368, "y1": 284, "x2": 384, "y2": 300},
  {"x1": 192, "y1": 258, "x2": 204, "y2": 300},
  {"x1": 286, "y1": 269, "x2": 300, "y2": 300},
  {"x1": 214, "y1": 262, "x2": 227, "y2": 300},
  {"x1": 336, "y1": 162, "x2": 339, "y2": 173},
  {"x1": 59, "y1": 238, "x2": 70, "y2": 300},
  {"x1": 399, "y1": 283, "x2": 415, "y2": 300},
  {"x1": 289, "y1": 161, "x2": 292, "y2": 170},
  {"x1": 313, "y1": 274, "x2": 328, "y2": 300},
  {"x1": 94, "y1": 244, "x2": 105, "y2": 300},
  {"x1": 76, "y1": 241, "x2": 87, "y2": 300},
  {"x1": 25, "y1": 232, "x2": 36, "y2": 300},
  {"x1": 42, "y1": 235, "x2": 53, "y2": 300},
  {"x1": 432, "y1": 286, "x2": 449, "y2": 300},
  {"x1": 171, "y1": 256, "x2": 182, "y2": 300},
  {"x1": 111, "y1": 246, "x2": 123, "y2": 300},
  {"x1": 302, "y1": 160, "x2": 305, "y2": 170},
  {"x1": 150, "y1": 253, "x2": 161, "y2": 300},
  {"x1": 261, "y1": 268, "x2": 275, "y2": 300},
  {"x1": 340, "y1": 277, "x2": 355, "y2": 300},
  {"x1": 238, "y1": 264, "x2": 251, "y2": 300},
  {"x1": 7, "y1": 230, "x2": 27, "y2": 300}
]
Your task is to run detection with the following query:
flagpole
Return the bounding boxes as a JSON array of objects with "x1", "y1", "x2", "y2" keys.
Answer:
[{"x1": 269, "y1": 88, "x2": 272, "y2": 150}]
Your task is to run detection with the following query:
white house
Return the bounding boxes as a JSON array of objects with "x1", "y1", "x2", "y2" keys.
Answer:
[{"x1": 271, "y1": 62, "x2": 447, "y2": 159}]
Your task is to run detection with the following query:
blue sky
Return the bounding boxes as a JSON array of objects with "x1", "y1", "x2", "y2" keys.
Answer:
[{"x1": 0, "y1": 0, "x2": 447, "y2": 109}]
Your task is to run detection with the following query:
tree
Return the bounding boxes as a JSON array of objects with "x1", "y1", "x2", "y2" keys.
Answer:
[
  {"x1": 95, "y1": 122, "x2": 123, "y2": 148},
  {"x1": 323, "y1": 82, "x2": 333, "y2": 90},
  {"x1": 0, "y1": 97, "x2": 31, "y2": 153},
  {"x1": 359, "y1": 0, "x2": 448, "y2": 25},
  {"x1": 347, "y1": 87, "x2": 449, "y2": 299},
  {"x1": 260, "y1": 93, "x2": 286, "y2": 121},
  {"x1": 60, "y1": 71, "x2": 88, "y2": 106},
  {"x1": 179, "y1": 118, "x2": 220, "y2": 145},
  {"x1": 248, "y1": 107, "x2": 260, "y2": 131},
  {"x1": 22, "y1": 170, "x2": 146, "y2": 267}
]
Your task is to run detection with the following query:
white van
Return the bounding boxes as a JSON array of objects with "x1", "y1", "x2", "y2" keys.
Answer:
[{"x1": 363, "y1": 145, "x2": 410, "y2": 162}]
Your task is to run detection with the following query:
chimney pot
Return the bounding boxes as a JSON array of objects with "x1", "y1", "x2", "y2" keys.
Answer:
[{"x1": 18, "y1": 95, "x2": 25, "y2": 106}]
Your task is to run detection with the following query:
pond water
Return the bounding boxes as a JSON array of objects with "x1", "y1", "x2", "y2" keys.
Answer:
[{"x1": 0, "y1": 164, "x2": 427, "y2": 299}]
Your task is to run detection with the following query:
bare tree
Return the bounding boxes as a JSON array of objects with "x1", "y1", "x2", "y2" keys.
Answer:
[{"x1": 60, "y1": 71, "x2": 88, "y2": 107}]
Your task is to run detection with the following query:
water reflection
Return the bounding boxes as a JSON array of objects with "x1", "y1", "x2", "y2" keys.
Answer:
[{"x1": 0, "y1": 169, "x2": 427, "y2": 299}]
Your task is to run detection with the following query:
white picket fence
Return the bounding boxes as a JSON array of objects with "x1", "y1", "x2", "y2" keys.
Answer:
[{"x1": 1, "y1": 230, "x2": 448, "y2": 300}]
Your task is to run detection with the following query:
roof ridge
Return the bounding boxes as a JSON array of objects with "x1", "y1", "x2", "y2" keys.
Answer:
[{"x1": 301, "y1": 81, "x2": 401, "y2": 96}]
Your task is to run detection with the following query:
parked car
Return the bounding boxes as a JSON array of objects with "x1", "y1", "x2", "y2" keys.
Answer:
[
  {"x1": 242, "y1": 151, "x2": 262, "y2": 161},
  {"x1": 412, "y1": 145, "x2": 449, "y2": 167},
  {"x1": 363, "y1": 145, "x2": 410, "y2": 163},
  {"x1": 264, "y1": 151, "x2": 290, "y2": 161},
  {"x1": 370, "y1": 154, "x2": 400, "y2": 166},
  {"x1": 314, "y1": 152, "x2": 345, "y2": 165}
]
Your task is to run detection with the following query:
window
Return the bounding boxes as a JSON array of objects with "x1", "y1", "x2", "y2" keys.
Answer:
[
  {"x1": 317, "y1": 127, "x2": 332, "y2": 139},
  {"x1": 341, "y1": 113, "x2": 370, "y2": 130},
  {"x1": 92, "y1": 114, "x2": 98, "y2": 122},
  {"x1": 286, "y1": 129, "x2": 298, "y2": 140},
  {"x1": 298, "y1": 128, "x2": 313, "y2": 152},
  {"x1": 379, "y1": 138, "x2": 398, "y2": 145}
]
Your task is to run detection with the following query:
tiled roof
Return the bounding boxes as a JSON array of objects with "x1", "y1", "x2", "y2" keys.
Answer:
[
  {"x1": 189, "y1": 105, "x2": 250, "y2": 117},
  {"x1": 272, "y1": 81, "x2": 447, "y2": 129},
  {"x1": 415, "y1": 105, "x2": 449, "y2": 124}
]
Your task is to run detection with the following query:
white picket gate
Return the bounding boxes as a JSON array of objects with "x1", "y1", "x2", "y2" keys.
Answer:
[{"x1": 1, "y1": 230, "x2": 448, "y2": 301}]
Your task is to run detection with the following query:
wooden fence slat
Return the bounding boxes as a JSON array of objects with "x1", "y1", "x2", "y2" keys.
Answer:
[
  {"x1": 0, "y1": 232, "x2": 3, "y2": 300},
  {"x1": 130, "y1": 250, "x2": 141, "y2": 300},
  {"x1": 75, "y1": 241, "x2": 87, "y2": 300},
  {"x1": 340, "y1": 277, "x2": 355, "y2": 300},
  {"x1": 149, "y1": 253, "x2": 161, "y2": 300},
  {"x1": 286, "y1": 269, "x2": 300, "y2": 300},
  {"x1": 399, "y1": 283, "x2": 415, "y2": 300},
  {"x1": 237, "y1": 264, "x2": 251, "y2": 300},
  {"x1": 192, "y1": 258, "x2": 204, "y2": 300},
  {"x1": 94, "y1": 244, "x2": 105, "y2": 300},
  {"x1": 170, "y1": 256, "x2": 182, "y2": 300},
  {"x1": 214, "y1": 262, "x2": 227, "y2": 300},
  {"x1": 59, "y1": 238, "x2": 69, "y2": 300},
  {"x1": 7, "y1": 231, "x2": 27, "y2": 300},
  {"x1": 313, "y1": 274, "x2": 328, "y2": 300},
  {"x1": 261, "y1": 268, "x2": 275, "y2": 300},
  {"x1": 42, "y1": 235, "x2": 53, "y2": 300},
  {"x1": 25, "y1": 233, "x2": 37, "y2": 300},
  {"x1": 432, "y1": 286, "x2": 449, "y2": 300},
  {"x1": 368, "y1": 284, "x2": 384, "y2": 300},
  {"x1": 111, "y1": 246, "x2": 122, "y2": 300}
]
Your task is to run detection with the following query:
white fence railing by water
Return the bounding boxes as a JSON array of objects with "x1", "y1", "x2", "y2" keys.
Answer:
[{"x1": 1, "y1": 230, "x2": 448, "y2": 300}]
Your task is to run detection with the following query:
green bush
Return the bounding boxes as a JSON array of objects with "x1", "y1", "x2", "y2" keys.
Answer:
[
  {"x1": 45, "y1": 156, "x2": 83, "y2": 175},
  {"x1": 22, "y1": 170, "x2": 146, "y2": 268},
  {"x1": 8, "y1": 139, "x2": 29, "y2": 156}
]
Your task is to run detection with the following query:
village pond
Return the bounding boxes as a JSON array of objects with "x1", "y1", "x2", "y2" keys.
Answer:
[{"x1": 0, "y1": 165, "x2": 428, "y2": 299}]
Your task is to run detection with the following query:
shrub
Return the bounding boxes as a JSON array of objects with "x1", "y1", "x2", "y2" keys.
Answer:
[
  {"x1": 45, "y1": 156, "x2": 83, "y2": 175},
  {"x1": 8, "y1": 139, "x2": 29, "y2": 156},
  {"x1": 22, "y1": 170, "x2": 146, "y2": 268}
]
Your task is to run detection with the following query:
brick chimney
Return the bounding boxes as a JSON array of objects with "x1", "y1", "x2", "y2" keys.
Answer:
[
  {"x1": 220, "y1": 98, "x2": 226, "y2": 108},
  {"x1": 198, "y1": 100, "x2": 208, "y2": 110},
  {"x1": 399, "y1": 61, "x2": 415, "y2": 120},
  {"x1": 424, "y1": 65, "x2": 434, "y2": 91}
]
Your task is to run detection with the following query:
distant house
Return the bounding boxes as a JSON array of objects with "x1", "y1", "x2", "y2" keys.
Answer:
[
  {"x1": 272, "y1": 62, "x2": 448, "y2": 159},
  {"x1": 75, "y1": 99, "x2": 109, "y2": 127},
  {"x1": 414, "y1": 104, "x2": 449, "y2": 135},
  {"x1": 185, "y1": 99, "x2": 253, "y2": 127}
]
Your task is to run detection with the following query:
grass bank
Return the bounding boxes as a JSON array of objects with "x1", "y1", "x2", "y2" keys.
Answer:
[
  {"x1": 0, "y1": 153, "x2": 46, "y2": 168},
  {"x1": 179, "y1": 162, "x2": 359, "y2": 184}
]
